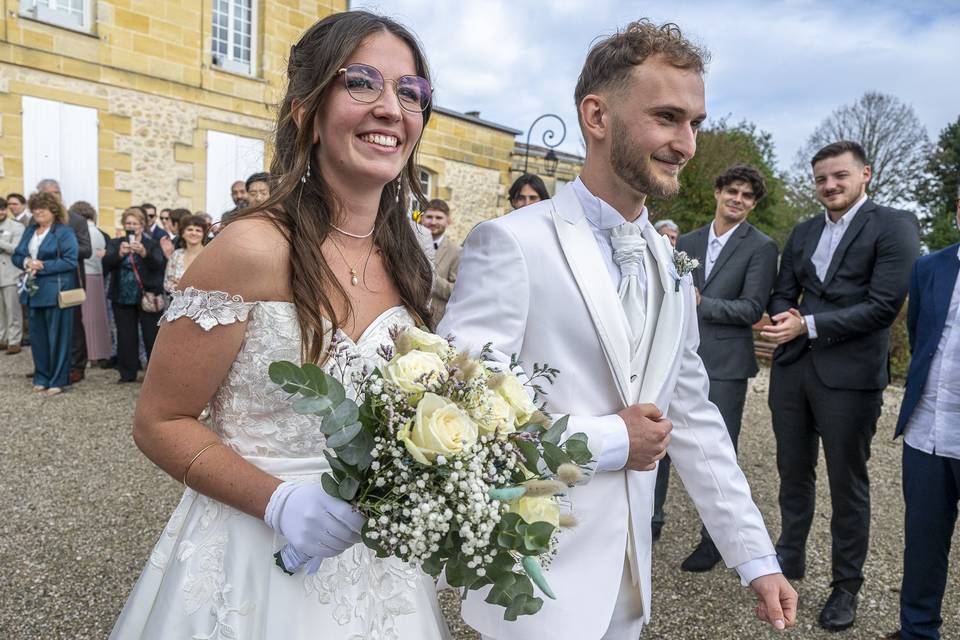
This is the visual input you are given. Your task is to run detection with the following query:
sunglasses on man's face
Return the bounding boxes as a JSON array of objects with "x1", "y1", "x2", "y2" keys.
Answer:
[
  {"x1": 147, "y1": 213, "x2": 157, "y2": 219},
  {"x1": 159, "y1": 216, "x2": 170, "y2": 222},
  {"x1": 337, "y1": 63, "x2": 432, "y2": 113}
]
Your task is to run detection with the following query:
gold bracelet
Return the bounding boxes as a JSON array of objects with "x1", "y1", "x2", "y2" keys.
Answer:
[{"x1": 182, "y1": 442, "x2": 221, "y2": 487}]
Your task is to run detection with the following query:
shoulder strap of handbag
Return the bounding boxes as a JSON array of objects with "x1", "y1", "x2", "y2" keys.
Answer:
[
  {"x1": 129, "y1": 250, "x2": 145, "y2": 291},
  {"x1": 52, "y1": 226, "x2": 83, "y2": 285}
]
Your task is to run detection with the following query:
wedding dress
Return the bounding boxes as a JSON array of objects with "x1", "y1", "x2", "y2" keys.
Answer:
[{"x1": 111, "y1": 288, "x2": 450, "y2": 640}]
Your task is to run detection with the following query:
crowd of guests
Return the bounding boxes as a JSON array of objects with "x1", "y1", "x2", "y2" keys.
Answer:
[{"x1": 0, "y1": 173, "x2": 275, "y2": 395}]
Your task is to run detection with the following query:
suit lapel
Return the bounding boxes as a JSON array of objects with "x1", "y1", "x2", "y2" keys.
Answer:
[
  {"x1": 823, "y1": 200, "x2": 873, "y2": 287},
  {"x1": 550, "y1": 185, "x2": 632, "y2": 405},
  {"x1": 690, "y1": 225, "x2": 709, "y2": 290},
  {"x1": 933, "y1": 248, "x2": 960, "y2": 330},
  {"x1": 801, "y1": 215, "x2": 826, "y2": 281},
  {"x1": 704, "y1": 223, "x2": 750, "y2": 290},
  {"x1": 637, "y1": 224, "x2": 684, "y2": 406}
]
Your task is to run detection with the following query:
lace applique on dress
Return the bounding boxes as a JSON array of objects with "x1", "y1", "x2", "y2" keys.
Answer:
[{"x1": 164, "y1": 287, "x2": 255, "y2": 331}]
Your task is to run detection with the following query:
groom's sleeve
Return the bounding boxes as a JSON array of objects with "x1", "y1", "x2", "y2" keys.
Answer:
[
  {"x1": 438, "y1": 220, "x2": 630, "y2": 478},
  {"x1": 665, "y1": 280, "x2": 778, "y2": 574}
]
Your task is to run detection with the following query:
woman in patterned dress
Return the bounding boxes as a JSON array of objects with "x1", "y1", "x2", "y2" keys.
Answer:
[{"x1": 111, "y1": 11, "x2": 449, "y2": 639}]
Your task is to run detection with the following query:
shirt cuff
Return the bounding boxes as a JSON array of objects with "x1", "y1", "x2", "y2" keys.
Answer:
[
  {"x1": 804, "y1": 314, "x2": 818, "y2": 339},
  {"x1": 594, "y1": 414, "x2": 631, "y2": 472},
  {"x1": 736, "y1": 554, "x2": 782, "y2": 586}
]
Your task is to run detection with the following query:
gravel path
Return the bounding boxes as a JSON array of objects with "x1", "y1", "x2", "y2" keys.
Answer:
[{"x1": 1, "y1": 350, "x2": 957, "y2": 639}]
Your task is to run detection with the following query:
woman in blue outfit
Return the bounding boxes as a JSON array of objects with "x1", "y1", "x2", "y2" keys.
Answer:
[{"x1": 13, "y1": 191, "x2": 78, "y2": 396}]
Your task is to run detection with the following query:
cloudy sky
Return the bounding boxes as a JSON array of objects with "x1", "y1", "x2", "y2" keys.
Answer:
[{"x1": 352, "y1": 0, "x2": 960, "y2": 172}]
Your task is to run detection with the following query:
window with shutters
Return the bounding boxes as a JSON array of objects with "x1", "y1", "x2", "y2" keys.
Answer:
[
  {"x1": 211, "y1": 0, "x2": 258, "y2": 76},
  {"x1": 205, "y1": 130, "x2": 265, "y2": 221},
  {"x1": 20, "y1": 0, "x2": 93, "y2": 33},
  {"x1": 21, "y1": 96, "x2": 99, "y2": 208}
]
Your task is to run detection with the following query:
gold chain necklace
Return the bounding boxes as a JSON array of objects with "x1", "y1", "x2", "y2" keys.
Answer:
[{"x1": 328, "y1": 236, "x2": 373, "y2": 287}]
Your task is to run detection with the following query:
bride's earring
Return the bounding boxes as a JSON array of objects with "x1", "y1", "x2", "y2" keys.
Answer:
[
  {"x1": 301, "y1": 161, "x2": 311, "y2": 184},
  {"x1": 395, "y1": 175, "x2": 402, "y2": 204}
]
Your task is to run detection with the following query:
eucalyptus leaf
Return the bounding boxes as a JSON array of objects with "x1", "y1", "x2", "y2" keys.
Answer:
[
  {"x1": 541, "y1": 415, "x2": 569, "y2": 445},
  {"x1": 515, "y1": 439, "x2": 540, "y2": 471},
  {"x1": 322, "y1": 400, "x2": 360, "y2": 434},
  {"x1": 293, "y1": 396, "x2": 334, "y2": 416},
  {"x1": 542, "y1": 441, "x2": 572, "y2": 473},
  {"x1": 300, "y1": 363, "x2": 329, "y2": 395},
  {"x1": 504, "y1": 592, "x2": 543, "y2": 621},
  {"x1": 522, "y1": 521, "x2": 555, "y2": 554},
  {"x1": 320, "y1": 472, "x2": 341, "y2": 499},
  {"x1": 563, "y1": 438, "x2": 593, "y2": 465},
  {"x1": 268, "y1": 361, "x2": 311, "y2": 395},
  {"x1": 338, "y1": 476, "x2": 360, "y2": 501},
  {"x1": 338, "y1": 430, "x2": 374, "y2": 468},
  {"x1": 326, "y1": 422, "x2": 363, "y2": 449}
]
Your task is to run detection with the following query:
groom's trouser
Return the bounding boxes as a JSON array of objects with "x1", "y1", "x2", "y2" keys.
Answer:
[
  {"x1": 481, "y1": 556, "x2": 644, "y2": 640},
  {"x1": 769, "y1": 352, "x2": 881, "y2": 594},
  {"x1": 652, "y1": 378, "x2": 747, "y2": 538}
]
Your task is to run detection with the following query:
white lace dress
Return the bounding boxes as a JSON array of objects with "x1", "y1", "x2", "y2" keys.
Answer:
[{"x1": 111, "y1": 288, "x2": 451, "y2": 640}]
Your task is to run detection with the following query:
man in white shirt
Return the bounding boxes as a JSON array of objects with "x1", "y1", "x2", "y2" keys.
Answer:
[
  {"x1": 655, "y1": 165, "x2": 778, "y2": 567},
  {"x1": 883, "y1": 195, "x2": 960, "y2": 640},
  {"x1": 421, "y1": 198, "x2": 461, "y2": 326},
  {"x1": 441, "y1": 19, "x2": 794, "y2": 640},
  {"x1": 762, "y1": 141, "x2": 920, "y2": 631}
]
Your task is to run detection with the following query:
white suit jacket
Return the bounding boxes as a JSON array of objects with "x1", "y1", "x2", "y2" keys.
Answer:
[{"x1": 437, "y1": 183, "x2": 775, "y2": 640}]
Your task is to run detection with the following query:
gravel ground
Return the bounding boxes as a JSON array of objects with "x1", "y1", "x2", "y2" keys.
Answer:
[{"x1": 1, "y1": 350, "x2": 958, "y2": 639}]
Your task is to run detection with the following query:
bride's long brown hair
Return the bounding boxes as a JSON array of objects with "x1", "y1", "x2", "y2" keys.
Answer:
[{"x1": 231, "y1": 11, "x2": 434, "y2": 363}]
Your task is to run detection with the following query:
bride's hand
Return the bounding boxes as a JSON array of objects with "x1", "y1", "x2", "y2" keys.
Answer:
[{"x1": 264, "y1": 481, "x2": 365, "y2": 571}]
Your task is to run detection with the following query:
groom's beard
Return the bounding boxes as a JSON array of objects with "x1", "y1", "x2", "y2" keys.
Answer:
[{"x1": 610, "y1": 116, "x2": 683, "y2": 199}]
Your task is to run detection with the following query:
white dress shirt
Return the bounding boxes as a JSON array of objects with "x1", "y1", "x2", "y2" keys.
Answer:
[
  {"x1": 805, "y1": 195, "x2": 868, "y2": 338},
  {"x1": 571, "y1": 177, "x2": 778, "y2": 585},
  {"x1": 28, "y1": 228, "x2": 49, "y2": 259},
  {"x1": 904, "y1": 246, "x2": 960, "y2": 461},
  {"x1": 704, "y1": 221, "x2": 743, "y2": 280}
]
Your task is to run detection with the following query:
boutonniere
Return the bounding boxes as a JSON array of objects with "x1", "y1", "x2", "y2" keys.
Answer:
[{"x1": 671, "y1": 250, "x2": 700, "y2": 292}]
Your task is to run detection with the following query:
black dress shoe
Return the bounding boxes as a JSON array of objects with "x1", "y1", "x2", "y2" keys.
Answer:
[
  {"x1": 880, "y1": 631, "x2": 902, "y2": 639},
  {"x1": 651, "y1": 521, "x2": 663, "y2": 542},
  {"x1": 776, "y1": 552, "x2": 806, "y2": 580},
  {"x1": 819, "y1": 587, "x2": 857, "y2": 631},
  {"x1": 680, "y1": 538, "x2": 721, "y2": 572}
]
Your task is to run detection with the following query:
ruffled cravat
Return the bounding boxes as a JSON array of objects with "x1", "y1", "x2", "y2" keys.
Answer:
[{"x1": 610, "y1": 222, "x2": 647, "y2": 355}]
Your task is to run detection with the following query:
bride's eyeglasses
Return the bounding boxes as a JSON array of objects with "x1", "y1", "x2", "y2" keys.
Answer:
[{"x1": 337, "y1": 63, "x2": 432, "y2": 113}]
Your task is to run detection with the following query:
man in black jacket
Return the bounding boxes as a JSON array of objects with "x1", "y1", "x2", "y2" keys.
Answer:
[
  {"x1": 762, "y1": 141, "x2": 920, "y2": 631},
  {"x1": 653, "y1": 165, "x2": 779, "y2": 569},
  {"x1": 37, "y1": 179, "x2": 91, "y2": 383}
]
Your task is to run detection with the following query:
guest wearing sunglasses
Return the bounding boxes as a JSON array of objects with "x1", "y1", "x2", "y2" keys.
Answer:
[{"x1": 142, "y1": 203, "x2": 169, "y2": 242}]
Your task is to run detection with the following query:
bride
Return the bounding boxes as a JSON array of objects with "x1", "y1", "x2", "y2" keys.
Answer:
[{"x1": 111, "y1": 12, "x2": 450, "y2": 640}]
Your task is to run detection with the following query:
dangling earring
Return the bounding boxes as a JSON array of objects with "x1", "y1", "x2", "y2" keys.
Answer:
[
  {"x1": 395, "y1": 175, "x2": 402, "y2": 204},
  {"x1": 301, "y1": 161, "x2": 311, "y2": 184}
]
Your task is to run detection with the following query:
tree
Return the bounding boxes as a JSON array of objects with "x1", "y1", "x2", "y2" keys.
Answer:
[
  {"x1": 794, "y1": 91, "x2": 929, "y2": 208},
  {"x1": 914, "y1": 116, "x2": 960, "y2": 251},
  {"x1": 647, "y1": 118, "x2": 803, "y2": 247}
]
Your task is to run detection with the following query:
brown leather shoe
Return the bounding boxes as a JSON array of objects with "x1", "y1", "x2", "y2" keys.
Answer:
[
  {"x1": 6, "y1": 345, "x2": 21, "y2": 355},
  {"x1": 69, "y1": 370, "x2": 84, "y2": 384}
]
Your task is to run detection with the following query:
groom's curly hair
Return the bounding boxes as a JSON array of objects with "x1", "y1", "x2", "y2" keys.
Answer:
[{"x1": 574, "y1": 20, "x2": 709, "y2": 117}]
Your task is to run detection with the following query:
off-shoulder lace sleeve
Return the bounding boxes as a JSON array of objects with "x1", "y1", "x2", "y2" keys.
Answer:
[{"x1": 163, "y1": 286, "x2": 255, "y2": 331}]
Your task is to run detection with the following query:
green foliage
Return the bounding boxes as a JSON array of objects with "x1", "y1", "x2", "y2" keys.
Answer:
[
  {"x1": 889, "y1": 303, "x2": 910, "y2": 384},
  {"x1": 915, "y1": 116, "x2": 960, "y2": 251},
  {"x1": 647, "y1": 118, "x2": 804, "y2": 247}
]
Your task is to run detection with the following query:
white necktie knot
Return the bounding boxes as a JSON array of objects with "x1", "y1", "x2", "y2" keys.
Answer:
[{"x1": 610, "y1": 224, "x2": 647, "y2": 278}]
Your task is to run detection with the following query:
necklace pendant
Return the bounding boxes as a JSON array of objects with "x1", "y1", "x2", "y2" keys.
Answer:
[{"x1": 350, "y1": 269, "x2": 359, "y2": 286}]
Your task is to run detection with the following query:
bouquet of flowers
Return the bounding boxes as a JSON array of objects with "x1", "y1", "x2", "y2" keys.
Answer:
[{"x1": 268, "y1": 326, "x2": 593, "y2": 620}]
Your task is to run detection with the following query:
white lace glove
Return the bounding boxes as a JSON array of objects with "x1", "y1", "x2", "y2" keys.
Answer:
[{"x1": 264, "y1": 481, "x2": 365, "y2": 575}]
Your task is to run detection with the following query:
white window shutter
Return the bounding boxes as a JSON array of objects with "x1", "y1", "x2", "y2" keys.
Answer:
[{"x1": 205, "y1": 130, "x2": 264, "y2": 222}]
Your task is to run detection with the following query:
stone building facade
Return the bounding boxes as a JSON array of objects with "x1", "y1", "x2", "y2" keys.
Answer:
[{"x1": 0, "y1": 1, "x2": 580, "y2": 240}]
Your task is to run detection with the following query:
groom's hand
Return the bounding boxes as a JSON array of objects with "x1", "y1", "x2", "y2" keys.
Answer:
[
  {"x1": 750, "y1": 573, "x2": 797, "y2": 631},
  {"x1": 619, "y1": 403, "x2": 671, "y2": 471}
]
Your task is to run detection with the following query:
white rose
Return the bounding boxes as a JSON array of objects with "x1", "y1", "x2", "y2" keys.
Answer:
[
  {"x1": 383, "y1": 350, "x2": 447, "y2": 395},
  {"x1": 398, "y1": 393, "x2": 479, "y2": 465},
  {"x1": 494, "y1": 373, "x2": 538, "y2": 425},
  {"x1": 509, "y1": 495, "x2": 560, "y2": 529},
  {"x1": 397, "y1": 326, "x2": 451, "y2": 357},
  {"x1": 474, "y1": 392, "x2": 517, "y2": 436}
]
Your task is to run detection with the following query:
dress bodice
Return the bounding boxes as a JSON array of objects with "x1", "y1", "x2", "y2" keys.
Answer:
[{"x1": 165, "y1": 288, "x2": 415, "y2": 457}]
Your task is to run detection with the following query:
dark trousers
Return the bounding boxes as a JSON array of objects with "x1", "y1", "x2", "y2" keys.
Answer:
[
  {"x1": 769, "y1": 352, "x2": 882, "y2": 593},
  {"x1": 899, "y1": 443, "x2": 959, "y2": 640},
  {"x1": 113, "y1": 303, "x2": 160, "y2": 381},
  {"x1": 653, "y1": 378, "x2": 749, "y2": 533},
  {"x1": 30, "y1": 305, "x2": 74, "y2": 389},
  {"x1": 70, "y1": 301, "x2": 87, "y2": 373}
]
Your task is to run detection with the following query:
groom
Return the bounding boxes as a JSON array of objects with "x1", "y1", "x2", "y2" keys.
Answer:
[{"x1": 438, "y1": 20, "x2": 795, "y2": 639}]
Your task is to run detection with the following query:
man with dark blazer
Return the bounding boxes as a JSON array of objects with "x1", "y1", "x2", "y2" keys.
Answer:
[
  {"x1": 653, "y1": 165, "x2": 779, "y2": 570},
  {"x1": 762, "y1": 141, "x2": 920, "y2": 631},
  {"x1": 142, "y1": 202, "x2": 169, "y2": 241},
  {"x1": 882, "y1": 196, "x2": 960, "y2": 640}
]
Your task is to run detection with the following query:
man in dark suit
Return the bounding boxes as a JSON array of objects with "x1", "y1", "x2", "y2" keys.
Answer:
[
  {"x1": 142, "y1": 202, "x2": 168, "y2": 241},
  {"x1": 37, "y1": 179, "x2": 92, "y2": 384},
  {"x1": 882, "y1": 196, "x2": 960, "y2": 640},
  {"x1": 652, "y1": 165, "x2": 779, "y2": 569},
  {"x1": 762, "y1": 141, "x2": 921, "y2": 631}
]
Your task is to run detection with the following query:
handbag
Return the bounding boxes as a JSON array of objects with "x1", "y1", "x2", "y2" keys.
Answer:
[
  {"x1": 129, "y1": 249, "x2": 166, "y2": 313},
  {"x1": 53, "y1": 230, "x2": 86, "y2": 309}
]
